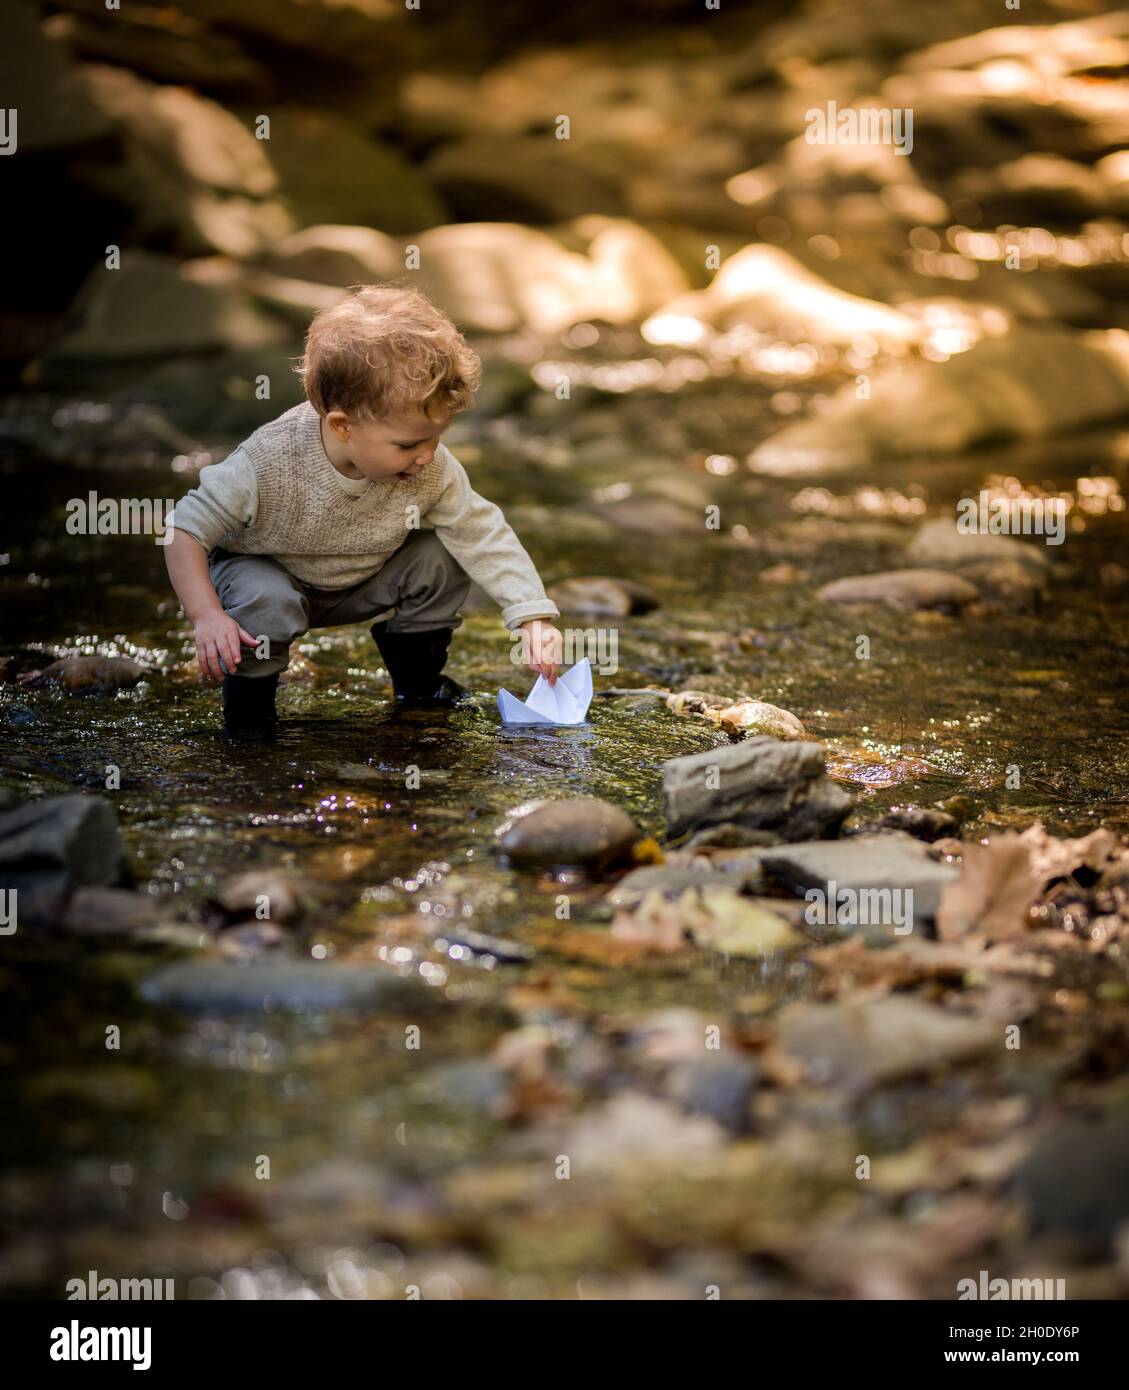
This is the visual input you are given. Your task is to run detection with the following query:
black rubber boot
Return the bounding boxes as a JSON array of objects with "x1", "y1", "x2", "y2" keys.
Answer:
[
  {"x1": 371, "y1": 621, "x2": 469, "y2": 708},
  {"x1": 222, "y1": 671, "x2": 280, "y2": 740}
]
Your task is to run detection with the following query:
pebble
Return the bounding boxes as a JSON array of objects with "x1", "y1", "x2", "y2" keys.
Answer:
[
  {"x1": 139, "y1": 959, "x2": 442, "y2": 1013},
  {"x1": 18, "y1": 655, "x2": 147, "y2": 692}
]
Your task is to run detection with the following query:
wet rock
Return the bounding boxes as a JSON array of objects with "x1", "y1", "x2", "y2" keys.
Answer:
[
  {"x1": 607, "y1": 863, "x2": 763, "y2": 908},
  {"x1": 775, "y1": 996, "x2": 998, "y2": 1093},
  {"x1": 139, "y1": 959, "x2": 440, "y2": 1013},
  {"x1": 907, "y1": 518, "x2": 1052, "y2": 572},
  {"x1": 424, "y1": 135, "x2": 625, "y2": 223},
  {"x1": 546, "y1": 576, "x2": 659, "y2": 617},
  {"x1": 1013, "y1": 1115, "x2": 1129, "y2": 1255},
  {"x1": 61, "y1": 887, "x2": 163, "y2": 937},
  {"x1": 665, "y1": 1054, "x2": 759, "y2": 1134},
  {"x1": 209, "y1": 869, "x2": 313, "y2": 926},
  {"x1": 217, "y1": 921, "x2": 286, "y2": 958},
  {"x1": 959, "y1": 559, "x2": 1048, "y2": 612},
  {"x1": 756, "y1": 832, "x2": 959, "y2": 928},
  {"x1": 558, "y1": 1092, "x2": 726, "y2": 1171},
  {"x1": 430, "y1": 925, "x2": 534, "y2": 965},
  {"x1": 412, "y1": 219, "x2": 688, "y2": 334},
  {"x1": 751, "y1": 327, "x2": 1129, "y2": 471},
  {"x1": 72, "y1": 64, "x2": 294, "y2": 259},
  {"x1": 0, "y1": 794, "x2": 130, "y2": 927},
  {"x1": 645, "y1": 244, "x2": 921, "y2": 349},
  {"x1": 877, "y1": 806, "x2": 960, "y2": 843},
  {"x1": 19, "y1": 655, "x2": 147, "y2": 693},
  {"x1": 662, "y1": 738, "x2": 852, "y2": 841},
  {"x1": 714, "y1": 700, "x2": 806, "y2": 741},
  {"x1": 37, "y1": 252, "x2": 288, "y2": 366},
  {"x1": 259, "y1": 223, "x2": 401, "y2": 286},
  {"x1": 683, "y1": 824, "x2": 780, "y2": 851},
  {"x1": 496, "y1": 798, "x2": 641, "y2": 873},
  {"x1": 420, "y1": 1060, "x2": 511, "y2": 1117},
  {"x1": 666, "y1": 690, "x2": 729, "y2": 718},
  {"x1": 819, "y1": 568, "x2": 979, "y2": 612},
  {"x1": 253, "y1": 106, "x2": 446, "y2": 234},
  {"x1": 5, "y1": 1, "x2": 117, "y2": 155}
]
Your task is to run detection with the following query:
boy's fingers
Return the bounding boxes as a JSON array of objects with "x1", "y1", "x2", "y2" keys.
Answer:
[{"x1": 238, "y1": 627, "x2": 258, "y2": 646}]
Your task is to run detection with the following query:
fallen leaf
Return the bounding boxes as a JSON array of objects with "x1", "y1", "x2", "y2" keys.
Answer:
[{"x1": 936, "y1": 836, "x2": 1040, "y2": 942}]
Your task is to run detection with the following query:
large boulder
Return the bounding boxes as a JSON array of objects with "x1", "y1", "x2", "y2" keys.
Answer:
[
  {"x1": 644, "y1": 244, "x2": 922, "y2": 349},
  {"x1": 0, "y1": 794, "x2": 130, "y2": 927},
  {"x1": 412, "y1": 219, "x2": 689, "y2": 334},
  {"x1": 662, "y1": 738, "x2": 851, "y2": 841},
  {"x1": 751, "y1": 326, "x2": 1129, "y2": 471},
  {"x1": 37, "y1": 251, "x2": 290, "y2": 366},
  {"x1": 71, "y1": 65, "x2": 295, "y2": 259}
]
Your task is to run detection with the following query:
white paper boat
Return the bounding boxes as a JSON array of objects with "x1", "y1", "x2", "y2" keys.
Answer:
[{"x1": 498, "y1": 657, "x2": 593, "y2": 726}]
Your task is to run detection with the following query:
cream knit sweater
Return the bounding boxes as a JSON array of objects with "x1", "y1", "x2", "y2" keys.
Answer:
[{"x1": 169, "y1": 401, "x2": 560, "y2": 631}]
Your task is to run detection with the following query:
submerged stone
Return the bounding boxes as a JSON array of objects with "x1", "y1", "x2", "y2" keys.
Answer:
[{"x1": 139, "y1": 959, "x2": 441, "y2": 1013}]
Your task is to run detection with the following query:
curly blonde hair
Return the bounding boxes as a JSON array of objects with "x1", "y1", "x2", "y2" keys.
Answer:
[{"x1": 295, "y1": 283, "x2": 481, "y2": 422}]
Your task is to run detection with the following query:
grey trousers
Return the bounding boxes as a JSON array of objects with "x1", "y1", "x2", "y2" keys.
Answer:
[{"x1": 210, "y1": 530, "x2": 472, "y2": 678}]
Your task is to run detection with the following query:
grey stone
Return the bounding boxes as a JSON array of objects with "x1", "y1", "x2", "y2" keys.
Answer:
[
  {"x1": 756, "y1": 832, "x2": 959, "y2": 926},
  {"x1": 607, "y1": 863, "x2": 765, "y2": 908},
  {"x1": 496, "y1": 797, "x2": 640, "y2": 873},
  {"x1": 139, "y1": 959, "x2": 442, "y2": 1013},
  {"x1": 776, "y1": 996, "x2": 999, "y2": 1092},
  {"x1": 0, "y1": 794, "x2": 129, "y2": 927},
  {"x1": 665, "y1": 1054, "x2": 759, "y2": 1134},
  {"x1": 908, "y1": 518, "x2": 1053, "y2": 571},
  {"x1": 1013, "y1": 1115, "x2": 1129, "y2": 1255},
  {"x1": 661, "y1": 738, "x2": 851, "y2": 841}
]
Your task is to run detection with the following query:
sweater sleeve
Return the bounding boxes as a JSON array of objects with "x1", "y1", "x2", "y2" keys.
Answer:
[
  {"x1": 424, "y1": 447, "x2": 560, "y2": 631},
  {"x1": 167, "y1": 449, "x2": 259, "y2": 551}
]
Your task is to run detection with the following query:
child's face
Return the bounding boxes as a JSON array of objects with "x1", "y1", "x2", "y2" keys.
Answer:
[{"x1": 324, "y1": 408, "x2": 451, "y2": 482}]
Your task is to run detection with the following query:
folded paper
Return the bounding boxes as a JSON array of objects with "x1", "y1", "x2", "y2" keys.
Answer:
[{"x1": 498, "y1": 657, "x2": 593, "y2": 726}]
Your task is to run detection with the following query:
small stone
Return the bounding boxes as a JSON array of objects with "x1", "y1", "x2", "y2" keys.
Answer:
[
  {"x1": 666, "y1": 690, "x2": 729, "y2": 718},
  {"x1": 907, "y1": 518, "x2": 1051, "y2": 572},
  {"x1": 62, "y1": 887, "x2": 162, "y2": 937},
  {"x1": 958, "y1": 559, "x2": 1047, "y2": 612},
  {"x1": 665, "y1": 1054, "x2": 759, "y2": 1134},
  {"x1": 759, "y1": 562, "x2": 805, "y2": 584},
  {"x1": 878, "y1": 806, "x2": 960, "y2": 842},
  {"x1": 210, "y1": 869, "x2": 312, "y2": 925},
  {"x1": 818, "y1": 569, "x2": 979, "y2": 611},
  {"x1": 496, "y1": 798, "x2": 641, "y2": 873},
  {"x1": 18, "y1": 655, "x2": 147, "y2": 692},
  {"x1": 547, "y1": 576, "x2": 658, "y2": 617},
  {"x1": 1013, "y1": 1116, "x2": 1129, "y2": 1255},
  {"x1": 714, "y1": 700, "x2": 806, "y2": 741},
  {"x1": 139, "y1": 959, "x2": 441, "y2": 1013},
  {"x1": 607, "y1": 864, "x2": 763, "y2": 908}
]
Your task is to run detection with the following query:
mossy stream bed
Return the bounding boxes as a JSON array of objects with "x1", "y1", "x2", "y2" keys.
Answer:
[{"x1": 2, "y1": 344, "x2": 1129, "y2": 1298}]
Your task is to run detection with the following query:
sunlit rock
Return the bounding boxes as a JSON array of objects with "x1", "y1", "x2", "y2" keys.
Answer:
[
  {"x1": 644, "y1": 245, "x2": 920, "y2": 349},
  {"x1": 751, "y1": 326, "x2": 1129, "y2": 470},
  {"x1": 413, "y1": 220, "x2": 688, "y2": 334},
  {"x1": 818, "y1": 569, "x2": 979, "y2": 611},
  {"x1": 258, "y1": 224, "x2": 401, "y2": 286},
  {"x1": 72, "y1": 64, "x2": 293, "y2": 258}
]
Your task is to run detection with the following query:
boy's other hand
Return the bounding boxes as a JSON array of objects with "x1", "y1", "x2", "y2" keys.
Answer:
[
  {"x1": 519, "y1": 618, "x2": 563, "y2": 686},
  {"x1": 194, "y1": 612, "x2": 259, "y2": 685}
]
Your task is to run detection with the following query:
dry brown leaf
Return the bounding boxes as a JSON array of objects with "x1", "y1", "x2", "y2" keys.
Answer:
[
  {"x1": 1018, "y1": 823, "x2": 1124, "y2": 887},
  {"x1": 936, "y1": 835, "x2": 1041, "y2": 941}
]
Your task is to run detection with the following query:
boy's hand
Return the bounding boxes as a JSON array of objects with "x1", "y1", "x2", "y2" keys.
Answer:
[
  {"x1": 194, "y1": 612, "x2": 259, "y2": 686},
  {"x1": 519, "y1": 618, "x2": 563, "y2": 685}
]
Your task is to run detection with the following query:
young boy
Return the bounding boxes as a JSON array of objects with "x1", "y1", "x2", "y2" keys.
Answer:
[{"x1": 164, "y1": 284, "x2": 564, "y2": 735}]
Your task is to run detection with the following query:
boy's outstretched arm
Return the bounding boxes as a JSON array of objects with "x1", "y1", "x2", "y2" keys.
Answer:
[
  {"x1": 425, "y1": 447, "x2": 563, "y2": 684},
  {"x1": 164, "y1": 530, "x2": 258, "y2": 686}
]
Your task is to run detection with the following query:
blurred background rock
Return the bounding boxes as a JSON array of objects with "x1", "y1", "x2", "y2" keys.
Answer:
[{"x1": 5, "y1": 0, "x2": 1129, "y2": 444}]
